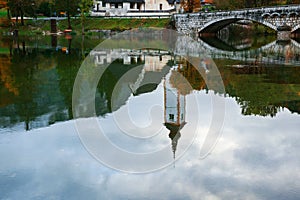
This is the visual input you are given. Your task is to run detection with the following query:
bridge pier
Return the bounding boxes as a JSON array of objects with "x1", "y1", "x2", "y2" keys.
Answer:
[{"x1": 277, "y1": 25, "x2": 292, "y2": 41}]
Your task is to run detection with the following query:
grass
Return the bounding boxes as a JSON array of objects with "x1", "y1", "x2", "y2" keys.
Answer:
[
  {"x1": 0, "y1": 9, "x2": 9, "y2": 27},
  {"x1": 0, "y1": 17, "x2": 171, "y2": 35},
  {"x1": 0, "y1": 47, "x2": 9, "y2": 54},
  {"x1": 57, "y1": 18, "x2": 171, "y2": 33},
  {"x1": 0, "y1": 9, "x2": 6, "y2": 18}
]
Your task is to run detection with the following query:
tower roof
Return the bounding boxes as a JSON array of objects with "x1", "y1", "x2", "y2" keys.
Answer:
[
  {"x1": 164, "y1": 122, "x2": 186, "y2": 162},
  {"x1": 164, "y1": 122, "x2": 186, "y2": 134}
]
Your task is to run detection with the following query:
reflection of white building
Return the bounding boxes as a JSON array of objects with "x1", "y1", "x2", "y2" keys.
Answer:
[
  {"x1": 164, "y1": 67, "x2": 186, "y2": 160},
  {"x1": 144, "y1": 55, "x2": 169, "y2": 71},
  {"x1": 91, "y1": 0, "x2": 178, "y2": 17},
  {"x1": 164, "y1": 68, "x2": 186, "y2": 126},
  {"x1": 90, "y1": 49, "x2": 170, "y2": 68}
]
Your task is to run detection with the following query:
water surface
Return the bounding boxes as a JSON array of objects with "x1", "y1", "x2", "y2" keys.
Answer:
[{"x1": 0, "y1": 33, "x2": 300, "y2": 199}]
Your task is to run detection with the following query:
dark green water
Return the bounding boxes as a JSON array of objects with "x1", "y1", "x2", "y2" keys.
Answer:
[{"x1": 1, "y1": 35, "x2": 299, "y2": 131}]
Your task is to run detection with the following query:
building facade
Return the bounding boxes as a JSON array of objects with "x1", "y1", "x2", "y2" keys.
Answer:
[{"x1": 91, "y1": 0, "x2": 178, "y2": 17}]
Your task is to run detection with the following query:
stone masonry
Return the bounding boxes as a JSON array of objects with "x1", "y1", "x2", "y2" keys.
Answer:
[{"x1": 173, "y1": 5, "x2": 300, "y2": 39}]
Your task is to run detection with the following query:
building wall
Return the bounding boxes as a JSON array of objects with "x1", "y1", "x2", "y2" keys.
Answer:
[
  {"x1": 145, "y1": 0, "x2": 174, "y2": 11},
  {"x1": 92, "y1": 0, "x2": 175, "y2": 16}
]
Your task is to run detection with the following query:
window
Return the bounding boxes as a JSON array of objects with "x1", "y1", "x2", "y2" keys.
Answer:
[
  {"x1": 130, "y1": 3, "x2": 134, "y2": 9},
  {"x1": 137, "y1": 3, "x2": 142, "y2": 10},
  {"x1": 160, "y1": 4, "x2": 162, "y2": 10},
  {"x1": 169, "y1": 114, "x2": 174, "y2": 121}
]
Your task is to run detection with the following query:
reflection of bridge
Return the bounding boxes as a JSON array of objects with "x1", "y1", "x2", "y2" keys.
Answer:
[
  {"x1": 197, "y1": 39, "x2": 300, "y2": 65},
  {"x1": 173, "y1": 5, "x2": 300, "y2": 39},
  {"x1": 174, "y1": 36, "x2": 300, "y2": 65},
  {"x1": 91, "y1": 37, "x2": 300, "y2": 65}
]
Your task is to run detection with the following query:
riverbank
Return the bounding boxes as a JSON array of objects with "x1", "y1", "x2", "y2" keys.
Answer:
[
  {"x1": 0, "y1": 17, "x2": 172, "y2": 36},
  {"x1": 0, "y1": 13, "x2": 276, "y2": 37}
]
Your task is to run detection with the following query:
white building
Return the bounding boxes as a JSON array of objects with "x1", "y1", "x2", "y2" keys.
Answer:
[{"x1": 91, "y1": 0, "x2": 180, "y2": 17}]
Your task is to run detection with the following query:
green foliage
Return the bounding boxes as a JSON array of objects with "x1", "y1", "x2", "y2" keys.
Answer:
[
  {"x1": 0, "y1": 8, "x2": 6, "y2": 18},
  {"x1": 8, "y1": 0, "x2": 36, "y2": 16},
  {"x1": 54, "y1": 0, "x2": 80, "y2": 28},
  {"x1": 54, "y1": 0, "x2": 80, "y2": 16},
  {"x1": 201, "y1": 4, "x2": 215, "y2": 12},
  {"x1": 7, "y1": 0, "x2": 37, "y2": 25},
  {"x1": 37, "y1": 1, "x2": 51, "y2": 17},
  {"x1": 79, "y1": 0, "x2": 93, "y2": 34},
  {"x1": 79, "y1": 0, "x2": 93, "y2": 14}
]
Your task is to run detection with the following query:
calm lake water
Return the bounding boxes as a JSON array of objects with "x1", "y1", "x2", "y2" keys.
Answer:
[{"x1": 0, "y1": 31, "x2": 300, "y2": 199}]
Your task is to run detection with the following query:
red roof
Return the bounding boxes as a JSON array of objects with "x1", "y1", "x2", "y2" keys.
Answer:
[{"x1": 202, "y1": 0, "x2": 213, "y2": 4}]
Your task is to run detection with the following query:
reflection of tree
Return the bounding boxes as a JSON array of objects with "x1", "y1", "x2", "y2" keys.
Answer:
[
  {"x1": 9, "y1": 47, "x2": 38, "y2": 130},
  {"x1": 56, "y1": 51, "x2": 83, "y2": 119},
  {"x1": 177, "y1": 58, "x2": 300, "y2": 117},
  {"x1": 0, "y1": 54, "x2": 19, "y2": 96},
  {"x1": 1, "y1": 44, "x2": 68, "y2": 130},
  {"x1": 175, "y1": 58, "x2": 207, "y2": 92},
  {"x1": 169, "y1": 70, "x2": 193, "y2": 96},
  {"x1": 97, "y1": 59, "x2": 144, "y2": 114},
  {"x1": 240, "y1": 101, "x2": 280, "y2": 117},
  {"x1": 2, "y1": 34, "x2": 300, "y2": 131},
  {"x1": 219, "y1": 62, "x2": 300, "y2": 117}
]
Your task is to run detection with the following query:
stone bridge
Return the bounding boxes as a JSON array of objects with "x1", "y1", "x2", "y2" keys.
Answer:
[{"x1": 173, "y1": 5, "x2": 300, "y2": 40}]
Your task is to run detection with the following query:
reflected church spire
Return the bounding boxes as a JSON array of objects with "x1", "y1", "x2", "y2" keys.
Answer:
[{"x1": 163, "y1": 66, "x2": 188, "y2": 161}]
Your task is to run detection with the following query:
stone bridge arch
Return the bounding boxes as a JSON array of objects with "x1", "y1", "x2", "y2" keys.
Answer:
[
  {"x1": 198, "y1": 16, "x2": 277, "y2": 33},
  {"x1": 292, "y1": 24, "x2": 300, "y2": 33}
]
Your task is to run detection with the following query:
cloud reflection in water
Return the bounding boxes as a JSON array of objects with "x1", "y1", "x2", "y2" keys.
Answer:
[{"x1": 1, "y1": 91, "x2": 300, "y2": 199}]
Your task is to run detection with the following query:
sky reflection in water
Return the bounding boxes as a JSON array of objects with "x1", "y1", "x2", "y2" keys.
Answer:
[{"x1": 0, "y1": 91, "x2": 300, "y2": 199}]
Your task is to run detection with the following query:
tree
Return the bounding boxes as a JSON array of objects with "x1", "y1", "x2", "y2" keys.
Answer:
[
  {"x1": 181, "y1": 0, "x2": 201, "y2": 13},
  {"x1": 55, "y1": 0, "x2": 80, "y2": 29},
  {"x1": 79, "y1": 0, "x2": 93, "y2": 34},
  {"x1": 214, "y1": 0, "x2": 245, "y2": 10},
  {"x1": 7, "y1": 0, "x2": 35, "y2": 26},
  {"x1": 37, "y1": 1, "x2": 51, "y2": 16},
  {"x1": 0, "y1": 0, "x2": 10, "y2": 20},
  {"x1": 0, "y1": 0, "x2": 7, "y2": 9}
]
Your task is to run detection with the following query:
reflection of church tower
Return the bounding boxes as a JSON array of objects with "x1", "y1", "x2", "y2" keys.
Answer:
[{"x1": 164, "y1": 68, "x2": 186, "y2": 160}]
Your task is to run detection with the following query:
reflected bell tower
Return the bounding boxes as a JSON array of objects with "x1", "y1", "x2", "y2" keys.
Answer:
[{"x1": 164, "y1": 67, "x2": 187, "y2": 160}]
